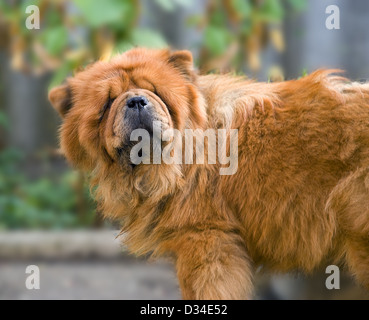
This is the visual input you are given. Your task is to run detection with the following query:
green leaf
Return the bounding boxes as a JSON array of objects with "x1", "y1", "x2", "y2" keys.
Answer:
[
  {"x1": 258, "y1": 0, "x2": 285, "y2": 22},
  {"x1": 20, "y1": 0, "x2": 42, "y2": 19},
  {"x1": 114, "y1": 41, "x2": 134, "y2": 55},
  {"x1": 40, "y1": 26, "x2": 68, "y2": 56},
  {"x1": 43, "y1": 6, "x2": 64, "y2": 27},
  {"x1": 74, "y1": 0, "x2": 131, "y2": 28},
  {"x1": 232, "y1": 0, "x2": 252, "y2": 17},
  {"x1": 130, "y1": 29, "x2": 168, "y2": 49},
  {"x1": 204, "y1": 26, "x2": 232, "y2": 56},
  {"x1": 287, "y1": 0, "x2": 307, "y2": 12},
  {"x1": 209, "y1": 9, "x2": 227, "y2": 26},
  {"x1": 0, "y1": 111, "x2": 9, "y2": 130}
]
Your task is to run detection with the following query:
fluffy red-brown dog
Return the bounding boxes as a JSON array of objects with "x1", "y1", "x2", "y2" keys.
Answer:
[{"x1": 49, "y1": 48, "x2": 369, "y2": 299}]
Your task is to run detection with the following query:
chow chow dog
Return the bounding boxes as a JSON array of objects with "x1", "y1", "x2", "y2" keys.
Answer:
[{"x1": 49, "y1": 48, "x2": 369, "y2": 299}]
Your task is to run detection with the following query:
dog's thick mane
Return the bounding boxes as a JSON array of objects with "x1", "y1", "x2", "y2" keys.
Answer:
[{"x1": 90, "y1": 69, "x2": 361, "y2": 257}]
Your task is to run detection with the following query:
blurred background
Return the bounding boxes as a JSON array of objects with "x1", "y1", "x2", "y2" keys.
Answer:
[{"x1": 1, "y1": 0, "x2": 369, "y2": 300}]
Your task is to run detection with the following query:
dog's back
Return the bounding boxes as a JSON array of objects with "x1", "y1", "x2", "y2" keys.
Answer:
[{"x1": 214, "y1": 71, "x2": 369, "y2": 286}]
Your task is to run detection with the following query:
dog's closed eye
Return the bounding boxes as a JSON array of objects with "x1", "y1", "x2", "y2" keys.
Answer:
[{"x1": 99, "y1": 96, "x2": 115, "y2": 123}]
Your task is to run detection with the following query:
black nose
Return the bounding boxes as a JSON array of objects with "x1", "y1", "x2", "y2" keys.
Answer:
[{"x1": 127, "y1": 96, "x2": 148, "y2": 109}]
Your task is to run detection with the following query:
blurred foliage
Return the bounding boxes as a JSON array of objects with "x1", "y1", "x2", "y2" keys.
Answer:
[
  {"x1": 0, "y1": 0, "x2": 167, "y2": 87},
  {"x1": 0, "y1": 116, "x2": 96, "y2": 230},
  {"x1": 0, "y1": 0, "x2": 307, "y2": 82},
  {"x1": 0, "y1": 111, "x2": 8, "y2": 130},
  {"x1": 192, "y1": 0, "x2": 306, "y2": 73},
  {"x1": 0, "y1": 148, "x2": 97, "y2": 230},
  {"x1": 154, "y1": 0, "x2": 193, "y2": 12}
]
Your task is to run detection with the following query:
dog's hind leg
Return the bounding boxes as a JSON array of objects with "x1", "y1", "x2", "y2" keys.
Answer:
[
  {"x1": 326, "y1": 167, "x2": 369, "y2": 289},
  {"x1": 345, "y1": 238, "x2": 369, "y2": 290}
]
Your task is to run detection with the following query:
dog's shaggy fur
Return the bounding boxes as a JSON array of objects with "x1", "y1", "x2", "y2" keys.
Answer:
[{"x1": 49, "y1": 48, "x2": 369, "y2": 299}]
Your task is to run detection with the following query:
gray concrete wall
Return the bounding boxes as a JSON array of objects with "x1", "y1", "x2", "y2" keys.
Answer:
[{"x1": 283, "y1": 0, "x2": 369, "y2": 80}]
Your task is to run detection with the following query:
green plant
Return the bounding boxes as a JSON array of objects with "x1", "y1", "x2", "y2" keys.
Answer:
[
  {"x1": 0, "y1": 146, "x2": 97, "y2": 230},
  {"x1": 0, "y1": 108, "x2": 97, "y2": 230},
  {"x1": 0, "y1": 111, "x2": 8, "y2": 130},
  {"x1": 0, "y1": 0, "x2": 168, "y2": 87},
  {"x1": 189, "y1": 0, "x2": 307, "y2": 73}
]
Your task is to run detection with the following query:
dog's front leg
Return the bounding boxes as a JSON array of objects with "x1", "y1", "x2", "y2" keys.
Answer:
[{"x1": 173, "y1": 229, "x2": 254, "y2": 300}]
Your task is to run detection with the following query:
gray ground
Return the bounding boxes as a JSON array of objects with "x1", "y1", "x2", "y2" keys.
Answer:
[
  {"x1": 0, "y1": 259, "x2": 180, "y2": 300},
  {"x1": 0, "y1": 231, "x2": 180, "y2": 300},
  {"x1": 1, "y1": 231, "x2": 368, "y2": 300}
]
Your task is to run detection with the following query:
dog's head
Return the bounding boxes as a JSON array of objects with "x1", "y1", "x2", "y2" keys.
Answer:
[
  {"x1": 49, "y1": 49, "x2": 206, "y2": 195},
  {"x1": 49, "y1": 49, "x2": 206, "y2": 203},
  {"x1": 49, "y1": 48, "x2": 206, "y2": 170}
]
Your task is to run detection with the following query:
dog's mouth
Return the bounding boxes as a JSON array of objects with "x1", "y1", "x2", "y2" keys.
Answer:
[
  {"x1": 116, "y1": 137, "x2": 152, "y2": 171},
  {"x1": 111, "y1": 93, "x2": 173, "y2": 171}
]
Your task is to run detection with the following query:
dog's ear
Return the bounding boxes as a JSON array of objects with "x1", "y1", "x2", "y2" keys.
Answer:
[
  {"x1": 168, "y1": 50, "x2": 195, "y2": 80},
  {"x1": 49, "y1": 84, "x2": 72, "y2": 118}
]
